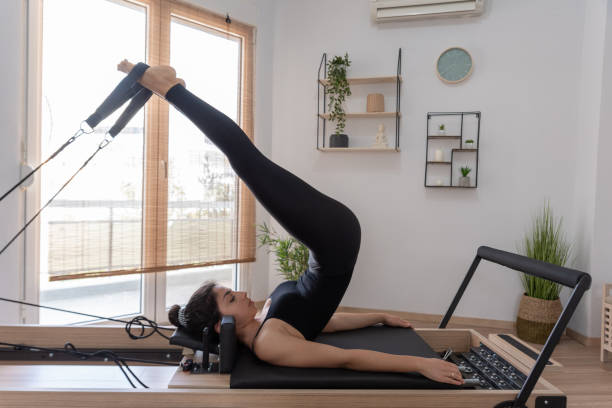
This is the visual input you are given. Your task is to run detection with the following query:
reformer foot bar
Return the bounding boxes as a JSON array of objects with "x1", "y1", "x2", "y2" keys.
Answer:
[{"x1": 0, "y1": 246, "x2": 590, "y2": 408}]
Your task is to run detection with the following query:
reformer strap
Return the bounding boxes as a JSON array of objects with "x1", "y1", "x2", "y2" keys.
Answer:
[
  {"x1": 84, "y1": 62, "x2": 150, "y2": 129},
  {"x1": 0, "y1": 142, "x2": 107, "y2": 258},
  {"x1": 0, "y1": 62, "x2": 151, "y2": 206},
  {"x1": 0, "y1": 63, "x2": 153, "y2": 258}
]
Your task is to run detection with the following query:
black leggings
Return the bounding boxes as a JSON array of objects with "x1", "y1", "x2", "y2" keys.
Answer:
[{"x1": 166, "y1": 84, "x2": 361, "y2": 315}]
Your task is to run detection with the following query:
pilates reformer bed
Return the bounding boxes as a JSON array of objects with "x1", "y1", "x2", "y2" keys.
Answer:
[
  {"x1": 0, "y1": 246, "x2": 590, "y2": 408},
  {"x1": 0, "y1": 67, "x2": 590, "y2": 407}
]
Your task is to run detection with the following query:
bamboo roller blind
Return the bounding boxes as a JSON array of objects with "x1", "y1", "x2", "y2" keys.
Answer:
[{"x1": 48, "y1": 0, "x2": 256, "y2": 281}]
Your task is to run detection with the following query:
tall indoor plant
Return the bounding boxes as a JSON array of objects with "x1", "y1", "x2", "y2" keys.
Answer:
[
  {"x1": 516, "y1": 202, "x2": 572, "y2": 344},
  {"x1": 327, "y1": 53, "x2": 351, "y2": 147},
  {"x1": 257, "y1": 222, "x2": 309, "y2": 281}
]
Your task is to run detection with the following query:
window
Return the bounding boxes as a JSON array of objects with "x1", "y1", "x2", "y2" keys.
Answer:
[{"x1": 26, "y1": 0, "x2": 255, "y2": 324}]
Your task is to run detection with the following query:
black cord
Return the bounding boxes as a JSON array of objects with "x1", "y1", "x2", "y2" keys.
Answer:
[
  {"x1": 0, "y1": 297, "x2": 175, "y2": 339},
  {"x1": 0, "y1": 128, "x2": 85, "y2": 206},
  {"x1": 0, "y1": 144, "x2": 104, "y2": 258},
  {"x1": 0, "y1": 340, "x2": 180, "y2": 388},
  {"x1": 0, "y1": 298, "x2": 179, "y2": 388},
  {"x1": 0, "y1": 340, "x2": 178, "y2": 367},
  {"x1": 125, "y1": 315, "x2": 172, "y2": 340}
]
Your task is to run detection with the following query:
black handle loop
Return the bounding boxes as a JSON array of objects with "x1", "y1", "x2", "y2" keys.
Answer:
[
  {"x1": 108, "y1": 87, "x2": 153, "y2": 137},
  {"x1": 85, "y1": 62, "x2": 150, "y2": 129}
]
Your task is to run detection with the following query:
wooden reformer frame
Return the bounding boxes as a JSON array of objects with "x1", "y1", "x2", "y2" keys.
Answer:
[
  {"x1": 0, "y1": 246, "x2": 590, "y2": 408},
  {"x1": 0, "y1": 325, "x2": 564, "y2": 408}
]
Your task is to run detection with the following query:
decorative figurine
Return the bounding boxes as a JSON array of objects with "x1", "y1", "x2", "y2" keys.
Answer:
[{"x1": 373, "y1": 124, "x2": 388, "y2": 148}]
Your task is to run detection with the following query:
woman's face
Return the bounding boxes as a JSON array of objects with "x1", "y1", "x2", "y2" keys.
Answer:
[{"x1": 213, "y1": 286, "x2": 257, "y2": 327}]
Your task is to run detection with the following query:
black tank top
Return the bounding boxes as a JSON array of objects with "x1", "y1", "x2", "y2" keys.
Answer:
[{"x1": 252, "y1": 281, "x2": 321, "y2": 350}]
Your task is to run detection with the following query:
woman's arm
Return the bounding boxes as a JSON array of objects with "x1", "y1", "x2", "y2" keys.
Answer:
[
  {"x1": 322, "y1": 312, "x2": 411, "y2": 332},
  {"x1": 322, "y1": 312, "x2": 383, "y2": 332},
  {"x1": 256, "y1": 328, "x2": 463, "y2": 385}
]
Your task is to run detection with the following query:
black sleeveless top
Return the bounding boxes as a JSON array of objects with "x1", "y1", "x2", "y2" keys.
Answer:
[{"x1": 252, "y1": 280, "x2": 321, "y2": 350}]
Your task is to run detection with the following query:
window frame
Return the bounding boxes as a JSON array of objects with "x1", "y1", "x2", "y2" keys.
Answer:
[{"x1": 24, "y1": 0, "x2": 255, "y2": 324}]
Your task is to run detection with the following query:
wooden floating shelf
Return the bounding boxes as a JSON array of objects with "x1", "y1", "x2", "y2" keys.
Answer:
[
  {"x1": 453, "y1": 148, "x2": 478, "y2": 152},
  {"x1": 427, "y1": 136, "x2": 462, "y2": 139},
  {"x1": 318, "y1": 112, "x2": 400, "y2": 119},
  {"x1": 319, "y1": 76, "x2": 403, "y2": 86},
  {"x1": 318, "y1": 147, "x2": 400, "y2": 152},
  {"x1": 426, "y1": 161, "x2": 452, "y2": 165},
  {"x1": 425, "y1": 185, "x2": 476, "y2": 188}
]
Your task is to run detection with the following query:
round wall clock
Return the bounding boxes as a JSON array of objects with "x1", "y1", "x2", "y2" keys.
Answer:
[{"x1": 436, "y1": 47, "x2": 473, "y2": 84}]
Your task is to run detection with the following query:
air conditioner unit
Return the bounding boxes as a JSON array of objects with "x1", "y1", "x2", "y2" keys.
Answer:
[{"x1": 371, "y1": 0, "x2": 484, "y2": 22}]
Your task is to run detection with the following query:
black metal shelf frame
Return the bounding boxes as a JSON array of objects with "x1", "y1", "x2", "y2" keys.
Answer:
[
  {"x1": 424, "y1": 111, "x2": 481, "y2": 188},
  {"x1": 317, "y1": 48, "x2": 402, "y2": 150}
]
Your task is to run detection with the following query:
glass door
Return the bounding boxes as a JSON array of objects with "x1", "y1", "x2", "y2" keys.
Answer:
[
  {"x1": 36, "y1": 0, "x2": 148, "y2": 324},
  {"x1": 162, "y1": 16, "x2": 241, "y2": 313}
]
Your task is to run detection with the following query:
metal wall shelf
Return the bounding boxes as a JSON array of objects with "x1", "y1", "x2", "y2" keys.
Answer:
[
  {"x1": 425, "y1": 112, "x2": 481, "y2": 188},
  {"x1": 317, "y1": 48, "x2": 402, "y2": 151}
]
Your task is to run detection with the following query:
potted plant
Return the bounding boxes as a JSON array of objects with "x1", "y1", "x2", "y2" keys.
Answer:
[
  {"x1": 464, "y1": 139, "x2": 475, "y2": 149},
  {"x1": 438, "y1": 124, "x2": 446, "y2": 135},
  {"x1": 459, "y1": 166, "x2": 471, "y2": 187},
  {"x1": 516, "y1": 202, "x2": 571, "y2": 344},
  {"x1": 327, "y1": 53, "x2": 351, "y2": 147},
  {"x1": 257, "y1": 222, "x2": 308, "y2": 281}
]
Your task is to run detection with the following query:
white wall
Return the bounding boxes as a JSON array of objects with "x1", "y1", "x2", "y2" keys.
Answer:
[
  {"x1": 267, "y1": 0, "x2": 609, "y2": 337},
  {"x1": 589, "y1": 0, "x2": 612, "y2": 337},
  {"x1": 567, "y1": 0, "x2": 608, "y2": 338}
]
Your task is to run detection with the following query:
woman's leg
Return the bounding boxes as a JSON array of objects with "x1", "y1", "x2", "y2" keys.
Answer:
[{"x1": 165, "y1": 84, "x2": 361, "y2": 274}]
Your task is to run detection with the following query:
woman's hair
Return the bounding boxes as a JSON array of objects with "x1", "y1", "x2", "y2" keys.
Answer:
[{"x1": 168, "y1": 280, "x2": 220, "y2": 344}]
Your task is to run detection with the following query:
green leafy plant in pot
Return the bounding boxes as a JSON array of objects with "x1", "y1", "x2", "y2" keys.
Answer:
[
  {"x1": 459, "y1": 166, "x2": 471, "y2": 187},
  {"x1": 517, "y1": 202, "x2": 571, "y2": 344},
  {"x1": 327, "y1": 53, "x2": 351, "y2": 147},
  {"x1": 257, "y1": 222, "x2": 308, "y2": 281}
]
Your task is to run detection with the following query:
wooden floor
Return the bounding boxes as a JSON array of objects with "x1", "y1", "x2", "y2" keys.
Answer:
[{"x1": 0, "y1": 321, "x2": 610, "y2": 407}]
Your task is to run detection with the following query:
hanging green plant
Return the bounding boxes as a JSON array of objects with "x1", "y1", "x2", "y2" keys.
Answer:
[{"x1": 327, "y1": 53, "x2": 352, "y2": 135}]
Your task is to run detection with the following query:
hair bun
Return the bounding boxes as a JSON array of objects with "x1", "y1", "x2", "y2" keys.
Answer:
[{"x1": 168, "y1": 304, "x2": 181, "y2": 327}]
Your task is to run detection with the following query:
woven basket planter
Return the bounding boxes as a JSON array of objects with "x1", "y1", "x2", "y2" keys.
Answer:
[{"x1": 516, "y1": 294, "x2": 562, "y2": 344}]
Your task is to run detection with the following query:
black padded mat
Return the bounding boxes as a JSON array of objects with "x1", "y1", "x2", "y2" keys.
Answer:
[{"x1": 230, "y1": 325, "x2": 459, "y2": 389}]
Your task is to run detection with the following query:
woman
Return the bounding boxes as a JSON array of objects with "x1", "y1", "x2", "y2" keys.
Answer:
[{"x1": 118, "y1": 60, "x2": 463, "y2": 386}]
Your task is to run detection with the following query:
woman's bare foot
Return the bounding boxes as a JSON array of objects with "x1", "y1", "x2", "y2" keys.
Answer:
[{"x1": 117, "y1": 59, "x2": 185, "y2": 98}]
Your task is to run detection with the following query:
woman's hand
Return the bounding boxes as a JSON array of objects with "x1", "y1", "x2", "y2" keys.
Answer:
[
  {"x1": 382, "y1": 313, "x2": 412, "y2": 328},
  {"x1": 418, "y1": 358, "x2": 464, "y2": 386}
]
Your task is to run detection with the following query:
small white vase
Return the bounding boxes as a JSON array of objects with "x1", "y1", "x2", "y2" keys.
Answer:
[
  {"x1": 438, "y1": 129, "x2": 446, "y2": 135},
  {"x1": 459, "y1": 176, "x2": 471, "y2": 187}
]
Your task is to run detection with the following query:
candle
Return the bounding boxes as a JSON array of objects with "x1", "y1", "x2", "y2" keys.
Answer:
[
  {"x1": 434, "y1": 149, "x2": 444, "y2": 161},
  {"x1": 436, "y1": 179, "x2": 442, "y2": 186}
]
